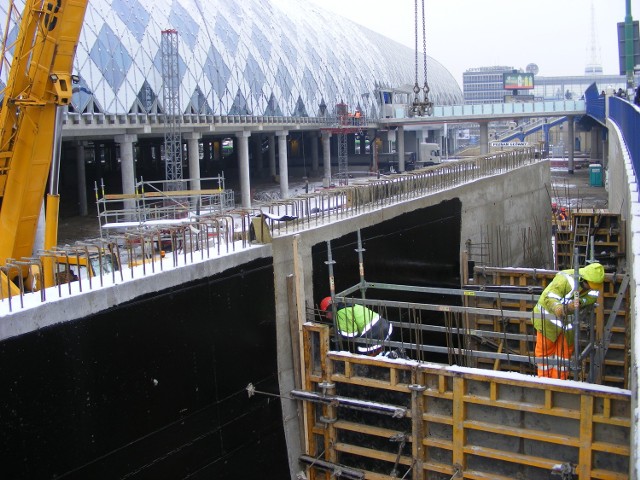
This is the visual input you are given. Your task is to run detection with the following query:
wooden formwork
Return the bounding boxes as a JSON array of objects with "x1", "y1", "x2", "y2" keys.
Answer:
[{"x1": 299, "y1": 323, "x2": 631, "y2": 480}]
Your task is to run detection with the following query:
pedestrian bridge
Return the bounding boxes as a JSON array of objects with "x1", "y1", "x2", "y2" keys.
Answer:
[{"x1": 381, "y1": 99, "x2": 586, "y2": 125}]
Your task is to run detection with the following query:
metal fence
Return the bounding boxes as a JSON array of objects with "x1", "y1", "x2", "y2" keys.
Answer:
[{"x1": 0, "y1": 148, "x2": 538, "y2": 312}]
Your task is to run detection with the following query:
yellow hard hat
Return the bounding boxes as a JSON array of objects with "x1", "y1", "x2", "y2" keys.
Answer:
[{"x1": 579, "y1": 263, "x2": 605, "y2": 289}]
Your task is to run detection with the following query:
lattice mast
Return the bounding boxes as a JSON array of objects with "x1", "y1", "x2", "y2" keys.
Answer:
[
  {"x1": 161, "y1": 29, "x2": 183, "y2": 190},
  {"x1": 584, "y1": 1, "x2": 602, "y2": 75},
  {"x1": 336, "y1": 102, "x2": 349, "y2": 185}
]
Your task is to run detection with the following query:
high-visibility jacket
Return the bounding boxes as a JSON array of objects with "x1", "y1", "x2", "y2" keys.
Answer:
[
  {"x1": 335, "y1": 305, "x2": 392, "y2": 353},
  {"x1": 533, "y1": 270, "x2": 599, "y2": 344},
  {"x1": 336, "y1": 304, "x2": 379, "y2": 337}
]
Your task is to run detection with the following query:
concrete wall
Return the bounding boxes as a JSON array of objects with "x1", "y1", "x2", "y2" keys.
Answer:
[
  {"x1": 271, "y1": 160, "x2": 553, "y2": 477},
  {"x1": 606, "y1": 119, "x2": 639, "y2": 479}
]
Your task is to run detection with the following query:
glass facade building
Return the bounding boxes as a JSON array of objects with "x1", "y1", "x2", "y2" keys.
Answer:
[{"x1": 0, "y1": 0, "x2": 463, "y2": 117}]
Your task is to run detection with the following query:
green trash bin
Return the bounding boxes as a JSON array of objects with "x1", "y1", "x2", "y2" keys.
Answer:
[{"x1": 589, "y1": 164, "x2": 602, "y2": 187}]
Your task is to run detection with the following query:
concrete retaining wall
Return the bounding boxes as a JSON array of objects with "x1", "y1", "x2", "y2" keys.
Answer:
[
  {"x1": 606, "y1": 119, "x2": 639, "y2": 480},
  {"x1": 271, "y1": 160, "x2": 553, "y2": 477}
]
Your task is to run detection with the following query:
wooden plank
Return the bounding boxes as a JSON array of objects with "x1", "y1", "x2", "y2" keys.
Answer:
[
  {"x1": 464, "y1": 419, "x2": 579, "y2": 446},
  {"x1": 333, "y1": 420, "x2": 402, "y2": 439},
  {"x1": 452, "y1": 376, "x2": 465, "y2": 472},
  {"x1": 462, "y1": 444, "x2": 564, "y2": 470},
  {"x1": 464, "y1": 396, "x2": 580, "y2": 420},
  {"x1": 590, "y1": 468, "x2": 629, "y2": 479}
]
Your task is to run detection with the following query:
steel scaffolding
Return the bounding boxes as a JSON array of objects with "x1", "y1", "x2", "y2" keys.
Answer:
[{"x1": 161, "y1": 29, "x2": 183, "y2": 189}]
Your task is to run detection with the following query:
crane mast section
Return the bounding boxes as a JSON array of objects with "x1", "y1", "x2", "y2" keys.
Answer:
[{"x1": 0, "y1": 0, "x2": 87, "y2": 266}]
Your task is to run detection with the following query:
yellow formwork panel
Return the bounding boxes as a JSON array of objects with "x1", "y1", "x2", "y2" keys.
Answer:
[{"x1": 300, "y1": 323, "x2": 631, "y2": 480}]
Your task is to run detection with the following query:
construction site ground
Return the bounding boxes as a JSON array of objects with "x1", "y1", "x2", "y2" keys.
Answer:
[{"x1": 57, "y1": 159, "x2": 608, "y2": 246}]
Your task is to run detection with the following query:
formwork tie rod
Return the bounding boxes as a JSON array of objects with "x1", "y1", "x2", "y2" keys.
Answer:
[{"x1": 290, "y1": 389, "x2": 406, "y2": 418}]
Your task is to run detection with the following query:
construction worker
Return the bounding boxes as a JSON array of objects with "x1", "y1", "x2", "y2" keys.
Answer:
[
  {"x1": 532, "y1": 262, "x2": 604, "y2": 379},
  {"x1": 320, "y1": 296, "x2": 392, "y2": 355},
  {"x1": 558, "y1": 207, "x2": 567, "y2": 221}
]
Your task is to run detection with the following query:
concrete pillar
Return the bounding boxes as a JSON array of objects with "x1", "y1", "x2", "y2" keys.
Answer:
[
  {"x1": 114, "y1": 134, "x2": 137, "y2": 214},
  {"x1": 567, "y1": 116, "x2": 575, "y2": 174},
  {"x1": 277, "y1": 130, "x2": 289, "y2": 199},
  {"x1": 479, "y1": 122, "x2": 489, "y2": 155},
  {"x1": 252, "y1": 134, "x2": 263, "y2": 175},
  {"x1": 367, "y1": 129, "x2": 377, "y2": 170},
  {"x1": 397, "y1": 126, "x2": 405, "y2": 172},
  {"x1": 382, "y1": 129, "x2": 393, "y2": 153},
  {"x1": 268, "y1": 134, "x2": 276, "y2": 179},
  {"x1": 184, "y1": 132, "x2": 202, "y2": 191},
  {"x1": 590, "y1": 128, "x2": 600, "y2": 161},
  {"x1": 348, "y1": 133, "x2": 356, "y2": 155},
  {"x1": 75, "y1": 141, "x2": 88, "y2": 216},
  {"x1": 311, "y1": 133, "x2": 319, "y2": 175},
  {"x1": 236, "y1": 131, "x2": 251, "y2": 208},
  {"x1": 322, "y1": 131, "x2": 332, "y2": 187}
]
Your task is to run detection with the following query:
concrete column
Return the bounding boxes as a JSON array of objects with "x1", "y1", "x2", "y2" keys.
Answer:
[
  {"x1": 367, "y1": 129, "x2": 377, "y2": 170},
  {"x1": 114, "y1": 134, "x2": 137, "y2": 214},
  {"x1": 76, "y1": 141, "x2": 88, "y2": 216},
  {"x1": 348, "y1": 134, "x2": 356, "y2": 155},
  {"x1": 268, "y1": 134, "x2": 276, "y2": 179},
  {"x1": 590, "y1": 128, "x2": 599, "y2": 161},
  {"x1": 184, "y1": 132, "x2": 202, "y2": 190},
  {"x1": 382, "y1": 129, "x2": 393, "y2": 153},
  {"x1": 311, "y1": 133, "x2": 319, "y2": 175},
  {"x1": 252, "y1": 134, "x2": 263, "y2": 176},
  {"x1": 397, "y1": 126, "x2": 405, "y2": 172},
  {"x1": 479, "y1": 122, "x2": 489, "y2": 155},
  {"x1": 567, "y1": 116, "x2": 575, "y2": 174},
  {"x1": 236, "y1": 131, "x2": 251, "y2": 208},
  {"x1": 322, "y1": 131, "x2": 332, "y2": 187},
  {"x1": 277, "y1": 130, "x2": 289, "y2": 198}
]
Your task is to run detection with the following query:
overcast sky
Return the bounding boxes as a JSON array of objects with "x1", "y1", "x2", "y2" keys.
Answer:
[{"x1": 307, "y1": 0, "x2": 634, "y2": 87}]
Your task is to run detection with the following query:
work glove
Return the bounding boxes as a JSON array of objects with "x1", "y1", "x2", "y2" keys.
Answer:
[{"x1": 553, "y1": 304, "x2": 565, "y2": 318}]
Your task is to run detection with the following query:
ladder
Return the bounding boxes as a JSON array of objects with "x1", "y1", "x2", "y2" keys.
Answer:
[{"x1": 572, "y1": 215, "x2": 592, "y2": 265}]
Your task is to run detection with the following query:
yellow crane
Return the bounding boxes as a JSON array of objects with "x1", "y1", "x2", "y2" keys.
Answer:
[{"x1": 0, "y1": 0, "x2": 88, "y2": 297}]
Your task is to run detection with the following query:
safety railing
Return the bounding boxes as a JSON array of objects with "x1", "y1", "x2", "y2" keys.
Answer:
[
  {"x1": 0, "y1": 148, "x2": 539, "y2": 312},
  {"x1": 255, "y1": 148, "x2": 537, "y2": 237},
  {"x1": 64, "y1": 112, "x2": 334, "y2": 129},
  {"x1": 608, "y1": 95, "x2": 640, "y2": 193},
  {"x1": 433, "y1": 99, "x2": 586, "y2": 117}
]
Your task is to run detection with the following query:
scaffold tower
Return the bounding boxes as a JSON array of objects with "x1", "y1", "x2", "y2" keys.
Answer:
[
  {"x1": 161, "y1": 29, "x2": 183, "y2": 190},
  {"x1": 321, "y1": 101, "x2": 365, "y2": 186}
]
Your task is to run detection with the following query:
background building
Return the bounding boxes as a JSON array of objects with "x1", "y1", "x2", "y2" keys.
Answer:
[{"x1": 0, "y1": 0, "x2": 463, "y2": 118}]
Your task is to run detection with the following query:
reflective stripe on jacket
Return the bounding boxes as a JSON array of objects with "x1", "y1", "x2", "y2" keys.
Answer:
[{"x1": 533, "y1": 271, "x2": 599, "y2": 344}]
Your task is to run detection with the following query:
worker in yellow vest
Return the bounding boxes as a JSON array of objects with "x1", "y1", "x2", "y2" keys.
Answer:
[
  {"x1": 532, "y1": 263, "x2": 604, "y2": 379},
  {"x1": 320, "y1": 297, "x2": 392, "y2": 356}
]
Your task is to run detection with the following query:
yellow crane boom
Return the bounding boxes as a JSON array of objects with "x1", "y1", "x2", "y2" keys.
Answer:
[{"x1": 0, "y1": 0, "x2": 87, "y2": 297}]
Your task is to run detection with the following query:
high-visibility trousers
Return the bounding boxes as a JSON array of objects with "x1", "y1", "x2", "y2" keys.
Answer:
[{"x1": 535, "y1": 331, "x2": 574, "y2": 379}]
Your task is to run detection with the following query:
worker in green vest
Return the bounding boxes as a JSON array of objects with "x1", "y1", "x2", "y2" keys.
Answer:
[
  {"x1": 532, "y1": 262, "x2": 604, "y2": 379},
  {"x1": 320, "y1": 296, "x2": 392, "y2": 355}
]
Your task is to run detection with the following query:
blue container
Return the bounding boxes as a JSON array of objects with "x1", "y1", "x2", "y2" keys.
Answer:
[{"x1": 589, "y1": 164, "x2": 603, "y2": 187}]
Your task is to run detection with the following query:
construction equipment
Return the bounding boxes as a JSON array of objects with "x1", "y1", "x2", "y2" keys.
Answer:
[
  {"x1": 0, "y1": 0, "x2": 89, "y2": 297},
  {"x1": 409, "y1": 0, "x2": 433, "y2": 117}
]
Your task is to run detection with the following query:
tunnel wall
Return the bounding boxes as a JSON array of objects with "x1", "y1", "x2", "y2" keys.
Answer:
[{"x1": 272, "y1": 160, "x2": 552, "y2": 476}]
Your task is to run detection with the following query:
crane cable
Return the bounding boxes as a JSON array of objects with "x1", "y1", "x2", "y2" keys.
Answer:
[
  {"x1": 412, "y1": 0, "x2": 433, "y2": 116},
  {"x1": 421, "y1": 0, "x2": 430, "y2": 101}
]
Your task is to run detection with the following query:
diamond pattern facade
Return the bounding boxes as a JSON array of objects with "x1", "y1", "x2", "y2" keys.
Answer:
[{"x1": 1, "y1": 0, "x2": 463, "y2": 116}]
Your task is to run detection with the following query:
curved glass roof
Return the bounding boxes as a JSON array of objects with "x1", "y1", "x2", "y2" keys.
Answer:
[{"x1": 1, "y1": 0, "x2": 463, "y2": 116}]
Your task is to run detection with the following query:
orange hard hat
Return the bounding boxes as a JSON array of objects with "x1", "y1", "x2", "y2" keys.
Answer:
[
  {"x1": 320, "y1": 296, "x2": 332, "y2": 312},
  {"x1": 561, "y1": 207, "x2": 566, "y2": 212}
]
